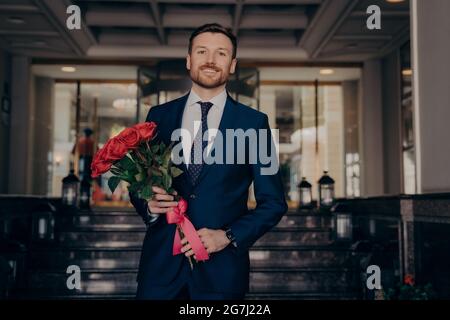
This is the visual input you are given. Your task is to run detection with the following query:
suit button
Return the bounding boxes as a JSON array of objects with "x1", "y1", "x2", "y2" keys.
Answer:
[{"x1": 190, "y1": 194, "x2": 196, "y2": 199}]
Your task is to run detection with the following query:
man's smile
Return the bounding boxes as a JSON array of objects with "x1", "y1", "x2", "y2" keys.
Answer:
[{"x1": 201, "y1": 68, "x2": 219, "y2": 75}]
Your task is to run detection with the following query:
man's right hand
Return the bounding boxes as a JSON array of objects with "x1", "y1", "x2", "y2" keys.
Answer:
[{"x1": 147, "y1": 186, "x2": 178, "y2": 214}]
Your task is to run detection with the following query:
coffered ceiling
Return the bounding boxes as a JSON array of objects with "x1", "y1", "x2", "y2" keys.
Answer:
[{"x1": 0, "y1": 0, "x2": 410, "y2": 62}]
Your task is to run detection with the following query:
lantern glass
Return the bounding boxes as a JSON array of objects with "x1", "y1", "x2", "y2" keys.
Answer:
[
  {"x1": 32, "y1": 208, "x2": 56, "y2": 242},
  {"x1": 320, "y1": 184, "x2": 334, "y2": 206},
  {"x1": 318, "y1": 171, "x2": 335, "y2": 208},
  {"x1": 300, "y1": 188, "x2": 312, "y2": 205},
  {"x1": 336, "y1": 212, "x2": 352, "y2": 241},
  {"x1": 298, "y1": 177, "x2": 312, "y2": 208},
  {"x1": 62, "y1": 169, "x2": 80, "y2": 206},
  {"x1": 8, "y1": 260, "x2": 17, "y2": 281}
]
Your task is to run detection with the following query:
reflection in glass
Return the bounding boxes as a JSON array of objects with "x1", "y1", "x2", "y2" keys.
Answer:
[{"x1": 400, "y1": 41, "x2": 416, "y2": 194}]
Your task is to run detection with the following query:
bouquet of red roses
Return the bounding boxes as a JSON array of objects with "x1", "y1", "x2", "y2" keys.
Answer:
[{"x1": 90, "y1": 122, "x2": 209, "y2": 268}]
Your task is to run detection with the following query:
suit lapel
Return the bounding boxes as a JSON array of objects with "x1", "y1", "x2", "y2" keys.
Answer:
[{"x1": 168, "y1": 93, "x2": 193, "y2": 190}]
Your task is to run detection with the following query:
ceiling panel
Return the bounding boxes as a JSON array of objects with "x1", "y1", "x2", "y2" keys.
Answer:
[{"x1": 0, "y1": 0, "x2": 411, "y2": 62}]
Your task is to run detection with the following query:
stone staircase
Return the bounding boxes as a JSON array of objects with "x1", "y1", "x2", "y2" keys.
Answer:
[{"x1": 20, "y1": 208, "x2": 359, "y2": 299}]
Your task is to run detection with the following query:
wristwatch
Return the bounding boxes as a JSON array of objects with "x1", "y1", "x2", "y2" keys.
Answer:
[{"x1": 224, "y1": 228, "x2": 238, "y2": 248}]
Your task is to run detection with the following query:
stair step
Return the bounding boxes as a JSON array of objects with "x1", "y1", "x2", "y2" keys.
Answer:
[
  {"x1": 250, "y1": 248, "x2": 350, "y2": 268},
  {"x1": 58, "y1": 231, "x2": 146, "y2": 244},
  {"x1": 23, "y1": 207, "x2": 354, "y2": 299},
  {"x1": 30, "y1": 249, "x2": 349, "y2": 271},
  {"x1": 13, "y1": 292, "x2": 136, "y2": 300},
  {"x1": 67, "y1": 225, "x2": 147, "y2": 231},
  {"x1": 30, "y1": 248, "x2": 141, "y2": 269},
  {"x1": 245, "y1": 292, "x2": 358, "y2": 300},
  {"x1": 56, "y1": 227, "x2": 332, "y2": 247},
  {"x1": 276, "y1": 215, "x2": 331, "y2": 228},
  {"x1": 58, "y1": 214, "x2": 144, "y2": 228},
  {"x1": 60, "y1": 241, "x2": 143, "y2": 248},
  {"x1": 28, "y1": 269, "x2": 138, "y2": 296},
  {"x1": 16, "y1": 291, "x2": 359, "y2": 300},
  {"x1": 27, "y1": 267, "x2": 355, "y2": 296},
  {"x1": 254, "y1": 229, "x2": 332, "y2": 246},
  {"x1": 249, "y1": 268, "x2": 355, "y2": 293}
]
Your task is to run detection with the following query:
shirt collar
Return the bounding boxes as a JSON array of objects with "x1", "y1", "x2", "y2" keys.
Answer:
[{"x1": 186, "y1": 88, "x2": 227, "y2": 111}]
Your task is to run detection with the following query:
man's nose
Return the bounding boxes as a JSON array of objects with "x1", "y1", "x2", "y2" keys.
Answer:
[{"x1": 206, "y1": 52, "x2": 215, "y2": 64}]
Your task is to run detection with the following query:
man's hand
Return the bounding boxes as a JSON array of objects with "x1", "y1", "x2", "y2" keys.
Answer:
[
  {"x1": 147, "y1": 186, "x2": 178, "y2": 214},
  {"x1": 181, "y1": 228, "x2": 231, "y2": 258}
]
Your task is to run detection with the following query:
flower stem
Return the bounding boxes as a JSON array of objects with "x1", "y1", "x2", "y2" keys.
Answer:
[
  {"x1": 135, "y1": 149, "x2": 146, "y2": 163},
  {"x1": 177, "y1": 225, "x2": 194, "y2": 270}
]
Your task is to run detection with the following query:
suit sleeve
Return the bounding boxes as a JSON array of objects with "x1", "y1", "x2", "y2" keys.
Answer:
[
  {"x1": 129, "y1": 107, "x2": 161, "y2": 227},
  {"x1": 229, "y1": 114, "x2": 288, "y2": 254}
]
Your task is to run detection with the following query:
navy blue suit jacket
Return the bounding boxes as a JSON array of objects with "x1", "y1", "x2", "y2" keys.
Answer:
[{"x1": 130, "y1": 92, "x2": 287, "y2": 298}]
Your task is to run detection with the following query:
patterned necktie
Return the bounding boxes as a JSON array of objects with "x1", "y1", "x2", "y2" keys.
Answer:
[{"x1": 188, "y1": 101, "x2": 213, "y2": 185}]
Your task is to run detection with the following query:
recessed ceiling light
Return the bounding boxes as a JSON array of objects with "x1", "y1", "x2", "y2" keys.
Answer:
[
  {"x1": 320, "y1": 69, "x2": 334, "y2": 75},
  {"x1": 61, "y1": 66, "x2": 76, "y2": 73},
  {"x1": 402, "y1": 69, "x2": 412, "y2": 76},
  {"x1": 8, "y1": 16, "x2": 25, "y2": 24},
  {"x1": 386, "y1": 0, "x2": 405, "y2": 3}
]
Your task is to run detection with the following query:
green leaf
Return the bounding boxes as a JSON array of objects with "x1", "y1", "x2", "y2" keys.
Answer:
[
  {"x1": 162, "y1": 173, "x2": 172, "y2": 190},
  {"x1": 159, "y1": 166, "x2": 168, "y2": 175},
  {"x1": 135, "y1": 162, "x2": 144, "y2": 173},
  {"x1": 154, "y1": 155, "x2": 162, "y2": 165},
  {"x1": 108, "y1": 176, "x2": 121, "y2": 194},
  {"x1": 118, "y1": 155, "x2": 135, "y2": 170},
  {"x1": 135, "y1": 172, "x2": 145, "y2": 182},
  {"x1": 150, "y1": 167, "x2": 162, "y2": 176},
  {"x1": 110, "y1": 167, "x2": 123, "y2": 176},
  {"x1": 160, "y1": 141, "x2": 166, "y2": 150},
  {"x1": 163, "y1": 149, "x2": 171, "y2": 167},
  {"x1": 170, "y1": 166, "x2": 183, "y2": 178},
  {"x1": 127, "y1": 183, "x2": 137, "y2": 194},
  {"x1": 151, "y1": 144, "x2": 159, "y2": 153},
  {"x1": 152, "y1": 176, "x2": 162, "y2": 188},
  {"x1": 141, "y1": 184, "x2": 152, "y2": 200}
]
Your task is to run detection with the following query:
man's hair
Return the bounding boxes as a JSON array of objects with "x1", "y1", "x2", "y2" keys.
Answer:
[{"x1": 188, "y1": 23, "x2": 237, "y2": 59}]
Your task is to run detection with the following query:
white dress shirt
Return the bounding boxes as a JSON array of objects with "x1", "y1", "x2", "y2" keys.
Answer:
[
  {"x1": 181, "y1": 89, "x2": 227, "y2": 167},
  {"x1": 147, "y1": 88, "x2": 228, "y2": 222}
]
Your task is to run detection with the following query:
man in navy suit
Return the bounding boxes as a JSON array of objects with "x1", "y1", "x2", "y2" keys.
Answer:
[{"x1": 130, "y1": 23, "x2": 287, "y2": 300}]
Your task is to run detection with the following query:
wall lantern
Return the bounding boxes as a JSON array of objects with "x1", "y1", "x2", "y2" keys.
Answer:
[
  {"x1": 62, "y1": 168, "x2": 79, "y2": 207},
  {"x1": 318, "y1": 171, "x2": 335, "y2": 209},
  {"x1": 298, "y1": 177, "x2": 312, "y2": 209}
]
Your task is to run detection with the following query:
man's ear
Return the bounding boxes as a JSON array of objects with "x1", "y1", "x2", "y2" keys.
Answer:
[
  {"x1": 229, "y1": 58, "x2": 237, "y2": 74},
  {"x1": 186, "y1": 55, "x2": 191, "y2": 71}
]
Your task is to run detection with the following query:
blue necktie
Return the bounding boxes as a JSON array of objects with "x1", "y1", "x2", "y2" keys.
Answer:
[{"x1": 188, "y1": 101, "x2": 213, "y2": 185}]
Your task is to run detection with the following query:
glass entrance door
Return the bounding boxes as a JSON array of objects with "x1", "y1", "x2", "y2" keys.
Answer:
[{"x1": 52, "y1": 80, "x2": 139, "y2": 207}]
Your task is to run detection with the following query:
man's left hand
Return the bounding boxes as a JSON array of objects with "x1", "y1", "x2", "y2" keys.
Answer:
[{"x1": 181, "y1": 228, "x2": 230, "y2": 258}]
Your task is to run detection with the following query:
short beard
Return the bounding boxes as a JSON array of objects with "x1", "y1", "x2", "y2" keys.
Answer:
[
  {"x1": 191, "y1": 74, "x2": 227, "y2": 89},
  {"x1": 189, "y1": 65, "x2": 228, "y2": 89}
]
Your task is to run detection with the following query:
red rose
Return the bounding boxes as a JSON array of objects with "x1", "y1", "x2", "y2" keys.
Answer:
[
  {"x1": 404, "y1": 274, "x2": 415, "y2": 286},
  {"x1": 117, "y1": 127, "x2": 140, "y2": 149},
  {"x1": 93, "y1": 144, "x2": 107, "y2": 162},
  {"x1": 104, "y1": 138, "x2": 128, "y2": 161},
  {"x1": 91, "y1": 160, "x2": 111, "y2": 178},
  {"x1": 134, "y1": 122, "x2": 157, "y2": 142}
]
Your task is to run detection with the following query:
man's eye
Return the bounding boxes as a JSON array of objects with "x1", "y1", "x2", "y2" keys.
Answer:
[
  {"x1": 219, "y1": 52, "x2": 226, "y2": 56},
  {"x1": 198, "y1": 50, "x2": 206, "y2": 54}
]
